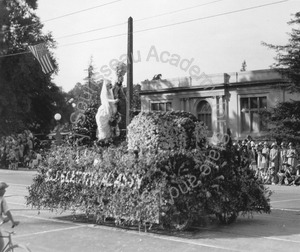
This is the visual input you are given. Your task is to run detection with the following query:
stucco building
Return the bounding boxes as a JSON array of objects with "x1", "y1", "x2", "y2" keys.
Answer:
[{"x1": 139, "y1": 69, "x2": 299, "y2": 140}]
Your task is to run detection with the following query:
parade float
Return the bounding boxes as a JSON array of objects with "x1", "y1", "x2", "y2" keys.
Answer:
[{"x1": 26, "y1": 110, "x2": 272, "y2": 231}]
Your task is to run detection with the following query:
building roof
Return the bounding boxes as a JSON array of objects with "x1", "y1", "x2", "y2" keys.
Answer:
[{"x1": 140, "y1": 69, "x2": 288, "y2": 94}]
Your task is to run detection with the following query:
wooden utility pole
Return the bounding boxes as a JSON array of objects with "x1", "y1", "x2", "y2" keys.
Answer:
[{"x1": 126, "y1": 17, "x2": 133, "y2": 127}]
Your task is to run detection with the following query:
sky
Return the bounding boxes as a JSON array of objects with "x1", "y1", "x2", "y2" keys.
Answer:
[{"x1": 34, "y1": 0, "x2": 300, "y2": 92}]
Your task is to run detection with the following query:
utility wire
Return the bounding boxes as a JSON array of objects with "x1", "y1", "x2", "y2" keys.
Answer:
[
  {"x1": 0, "y1": 0, "x2": 122, "y2": 34},
  {"x1": 56, "y1": 0, "x2": 225, "y2": 40},
  {"x1": 60, "y1": 0, "x2": 289, "y2": 47},
  {"x1": 56, "y1": 22, "x2": 127, "y2": 40},
  {"x1": 0, "y1": 0, "x2": 289, "y2": 57},
  {"x1": 41, "y1": 0, "x2": 122, "y2": 22},
  {"x1": 59, "y1": 33, "x2": 127, "y2": 47},
  {"x1": 0, "y1": 0, "x2": 223, "y2": 56},
  {"x1": 134, "y1": 0, "x2": 289, "y2": 34},
  {"x1": 135, "y1": 0, "x2": 225, "y2": 22}
]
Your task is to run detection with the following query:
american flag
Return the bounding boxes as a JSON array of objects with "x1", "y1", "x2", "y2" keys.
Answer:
[{"x1": 28, "y1": 43, "x2": 54, "y2": 74}]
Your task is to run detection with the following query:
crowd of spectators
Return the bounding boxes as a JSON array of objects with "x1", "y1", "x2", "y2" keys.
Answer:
[
  {"x1": 233, "y1": 136, "x2": 300, "y2": 186},
  {"x1": 0, "y1": 130, "x2": 43, "y2": 170}
]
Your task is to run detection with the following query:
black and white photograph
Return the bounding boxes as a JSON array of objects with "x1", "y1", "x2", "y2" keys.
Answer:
[{"x1": 1, "y1": 0, "x2": 300, "y2": 251}]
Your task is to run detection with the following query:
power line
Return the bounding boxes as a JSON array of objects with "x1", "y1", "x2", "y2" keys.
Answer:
[
  {"x1": 42, "y1": 0, "x2": 122, "y2": 22},
  {"x1": 0, "y1": 0, "x2": 289, "y2": 57},
  {"x1": 56, "y1": 22, "x2": 127, "y2": 40},
  {"x1": 59, "y1": 33, "x2": 127, "y2": 47},
  {"x1": 0, "y1": 0, "x2": 122, "y2": 34},
  {"x1": 135, "y1": 0, "x2": 225, "y2": 22},
  {"x1": 134, "y1": 0, "x2": 289, "y2": 35},
  {"x1": 59, "y1": 0, "x2": 289, "y2": 47},
  {"x1": 56, "y1": 0, "x2": 225, "y2": 40}
]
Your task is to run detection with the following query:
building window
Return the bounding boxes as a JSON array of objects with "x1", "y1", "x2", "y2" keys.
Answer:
[
  {"x1": 240, "y1": 96, "x2": 267, "y2": 133},
  {"x1": 151, "y1": 102, "x2": 172, "y2": 111},
  {"x1": 197, "y1": 100, "x2": 212, "y2": 132}
]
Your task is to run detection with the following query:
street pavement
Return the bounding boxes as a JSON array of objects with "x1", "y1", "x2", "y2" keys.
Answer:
[{"x1": 1, "y1": 169, "x2": 300, "y2": 252}]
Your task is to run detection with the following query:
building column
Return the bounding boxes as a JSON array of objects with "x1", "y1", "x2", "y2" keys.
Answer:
[
  {"x1": 211, "y1": 96, "x2": 218, "y2": 133},
  {"x1": 180, "y1": 98, "x2": 185, "y2": 111},
  {"x1": 216, "y1": 96, "x2": 220, "y2": 132},
  {"x1": 186, "y1": 98, "x2": 190, "y2": 112},
  {"x1": 221, "y1": 95, "x2": 228, "y2": 134},
  {"x1": 216, "y1": 96, "x2": 227, "y2": 134}
]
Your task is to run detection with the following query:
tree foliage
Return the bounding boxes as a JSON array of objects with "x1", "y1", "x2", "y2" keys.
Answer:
[
  {"x1": 0, "y1": 0, "x2": 67, "y2": 135},
  {"x1": 263, "y1": 100, "x2": 300, "y2": 145},
  {"x1": 67, "y1": 58, "x2": 103, "y2": 106},
  {"x1": 262, "y1": 12, "x2": 300, "y2": 92},
  {"x1": 262, "y1": 12, "x2": 300, "y2": 150}
]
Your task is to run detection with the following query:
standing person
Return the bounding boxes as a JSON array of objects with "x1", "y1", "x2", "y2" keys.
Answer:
[
  {"x1": 287, "y1": 142, "x2": 297, "y2": 168},
  {"x1": 261, "y1": 142, "x2": 270, "y2": 174},
  {"x1": 18, "y1": 138, "x2": 24, "y2": 167},
  {"x1": 7, "y1": 145, "x2": 16, "y2": 170},
  {"x1": 112, "y1": 75, "x2": 124, "y2": 115},
  {"x1": 256, "y1": 149, "x2": 264, "y2": 180},
  {"x1": 13, "y1": 144, "x2": 20, "y2": 170},
  {"x1": 270, "y1": 143, "x2": 280, "y2": 174},
  {"x1": 27, "y1": 137, "x2": 33, "y2": 153},
  {"x1": 249, "y1": 141, "x2": 257, "y2": 170},
  {"x1": 280, "y1": 142, "x2": 288, "y2": 170},
  {"x1": 112, "y1": 62, "x2": 127, "y2": 115},
  {"x1": 0, "y1": 182, "x2": 19, "y2": 251}
]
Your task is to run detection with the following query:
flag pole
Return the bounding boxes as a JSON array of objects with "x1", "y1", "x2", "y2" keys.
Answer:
[{"x1": 126, "y1": 17, "x2": 133, "y2": 128}]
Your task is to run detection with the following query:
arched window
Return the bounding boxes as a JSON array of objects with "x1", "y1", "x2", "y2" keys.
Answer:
[{"x1": 197, "y1": 100, "x2": 212, "y2": 132}]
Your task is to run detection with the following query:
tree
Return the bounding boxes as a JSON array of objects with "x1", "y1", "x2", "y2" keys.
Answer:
[
  {"x1": 262, "y1": 100, "x2": 300, "y2": 152},
  {"x1": 262, "y1": 12, "x2": 300, "y2": 92},
  {"x1": 0, "y1": 0, "x2": 66, "y2": 135},
  {"x1": 83, "y1": 57, "x2": 102, "y2": 103},
  {"x1": 240, "y1": 60, "x2": 247, "y2": 72},
  {"x1": 261, "y1": 12, "x2": 300, "y2": 148}
]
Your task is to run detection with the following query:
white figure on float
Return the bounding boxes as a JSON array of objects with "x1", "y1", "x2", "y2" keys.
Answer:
[{"x1": 95, "y1": 79, "x2": 119, "y2": 141}]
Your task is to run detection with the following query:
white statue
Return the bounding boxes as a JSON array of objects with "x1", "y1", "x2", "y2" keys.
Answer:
[{"x1": 95, "y1": 80, "x2": 119, "y2": 141}]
